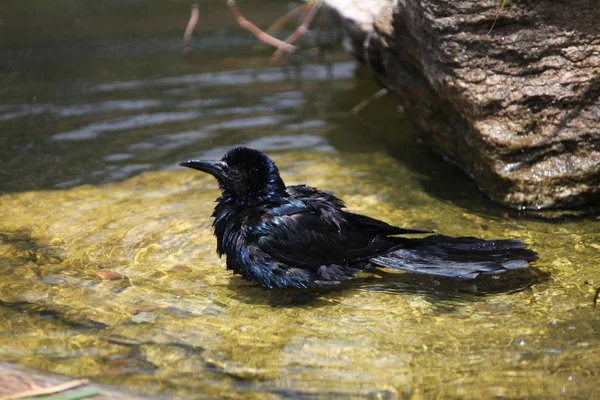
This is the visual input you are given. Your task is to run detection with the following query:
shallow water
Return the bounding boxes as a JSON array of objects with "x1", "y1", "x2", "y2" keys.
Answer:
[{"x1": 1, "y1": 2, "x2": 600, "y2": 399}]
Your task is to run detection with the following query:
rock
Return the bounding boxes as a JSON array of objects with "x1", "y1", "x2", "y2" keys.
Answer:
[
  {"x1": 127, "y1": 304, "x2": 158, "y2": 314},
  {"x1": 325, "y1": 0, "x2": 600, "y2": 209},
  {"x1": 96, "y1": 270, "x2": 123, "y2": 280},
  {"x1": 131, "y1": 311, "x2": 159, "y2": 324},
  {"x1": 169, "y1": 265, "x2": 193, "y2": 273}
]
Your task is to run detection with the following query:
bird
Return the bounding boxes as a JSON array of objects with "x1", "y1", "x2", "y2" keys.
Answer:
[{"x1": 180, "y1": 147, "x2": 538, "y2": 289}]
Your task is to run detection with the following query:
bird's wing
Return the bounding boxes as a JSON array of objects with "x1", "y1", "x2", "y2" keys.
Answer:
[
  {"x1": 287, "y1": 185, "x2": 432, "y2": 235},
  {"x1": 248, "y1": 200, "x2": 398, "y2": 270},
  {"x1": 344, "y1": 212, "x2": 433, "y2": 235}
]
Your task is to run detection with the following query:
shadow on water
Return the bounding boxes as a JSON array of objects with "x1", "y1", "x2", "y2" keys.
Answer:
[
  {"x1": 0, "y1": 0, "x2": 341, "y2": 195},
  {"x1": 228, "y1": 267, "x2": 551, "y2": 309},
  {"x1": 0, "y1": 60, "x2": 347, "y2": 194}
]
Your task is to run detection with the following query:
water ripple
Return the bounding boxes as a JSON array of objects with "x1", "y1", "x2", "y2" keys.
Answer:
[
  {"x1": 197, "y1": 134, "x2": 334, "y2": 160},
  {"x1": 0, "y1": 100, "x2": 162, "y2": 122},
  {"x1": 93, "y1": 61, "x2": 357, "y2": 93},
  {"x1": 52, "y1": 111, "x2": 202, "y2": 141}
]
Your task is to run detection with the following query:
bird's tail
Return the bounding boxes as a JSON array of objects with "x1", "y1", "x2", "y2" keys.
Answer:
[{"x1": 370, "y1": 235, "x2": 538, "y2": 280}]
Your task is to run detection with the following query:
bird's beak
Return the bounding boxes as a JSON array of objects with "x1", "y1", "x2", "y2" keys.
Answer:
[{"x1": 179, "y1": 160, "x2": 227, "y2": 178}]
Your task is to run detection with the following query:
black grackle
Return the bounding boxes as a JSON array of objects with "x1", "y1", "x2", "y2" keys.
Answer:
[{"x1": 180, "y1": 147, "x2": 538, "y2": 289}]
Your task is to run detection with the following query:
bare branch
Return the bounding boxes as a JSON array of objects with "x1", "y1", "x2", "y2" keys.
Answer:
[
  {"x1": 227, "y1": 0, "x2": 296, "y2": 52},
  {"x1": 351, "y1": 88, "x2": 389, "y2": 114},
  {"x1": 1, "y1": 379, "x2": 90, "y2": 400},
  {"x1": 487, "y1": 0, "x2": 508, "y2": 35},
  {"x1": 183, "y1": 4, "x2": 200, "y2": 53},
  {"x1": 266, "y1": 3, "x2": 309, "y2": 34},
  {"x1": 271, "y1": 1, "x2": 321, "y2": 62}
]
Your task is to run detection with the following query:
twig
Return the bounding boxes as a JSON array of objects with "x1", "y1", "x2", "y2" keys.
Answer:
[
  {"x1": 227, "y1": 0, "x2": 296, "y2": 52},
  {"x1": 362, "y1": 30, "x2": 384, "y2": 85},
  {"x1": 266, "y1": 3, "x2": 309, "y2": 34},
  {"x1": 351, "y1": 88, "x2": 389, "y2": 114},
  {"x1": 349, "y1": 29, "x2": 392, "y2": 114},
  {"x1": 0, "y1": 379, "x2": 89, "y2": 400},
  {"x1": 487, "y1": 0, "x2": 508, "y2": 35},
  {"x1": 183, "y1": 4, "x2": 200, "y2": 53},
  {"x1": 271, "y1": 1, "x2": 321, "y2": 62},
  {"x1": 593, "y1": 287, "x2": 600, "y2": 307},
  {"x1": 36, "y1": 388, "x2": 101, "y2": 400}
]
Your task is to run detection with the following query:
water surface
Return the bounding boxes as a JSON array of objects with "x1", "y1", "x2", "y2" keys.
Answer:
[{"x1": 1, "y1": 2, "x2": 599, "y2": 399}]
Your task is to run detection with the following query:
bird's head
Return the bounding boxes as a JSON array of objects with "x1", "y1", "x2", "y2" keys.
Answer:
[{"x1": 180, "y1": 147, "x2": 288, "y2": 205}]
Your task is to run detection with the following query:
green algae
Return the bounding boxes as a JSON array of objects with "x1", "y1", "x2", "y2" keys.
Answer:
[{"x1": 1, "y1": 151, "x2": 599, "y2": 399}]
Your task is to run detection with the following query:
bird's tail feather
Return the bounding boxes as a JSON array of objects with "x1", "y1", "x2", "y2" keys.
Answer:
[{"x1": 370, "y1": 235, "x2": 538, "y2": 280}]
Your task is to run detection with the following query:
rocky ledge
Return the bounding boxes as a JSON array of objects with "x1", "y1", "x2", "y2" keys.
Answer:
[{"x1": 325, "y1": 0, "x2": 600, "y2": 209}]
